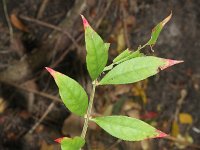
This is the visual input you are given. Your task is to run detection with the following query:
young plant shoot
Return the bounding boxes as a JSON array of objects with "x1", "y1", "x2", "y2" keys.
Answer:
[{"x1": 46, "y1": 12, "x2": 183, "y2": 150}]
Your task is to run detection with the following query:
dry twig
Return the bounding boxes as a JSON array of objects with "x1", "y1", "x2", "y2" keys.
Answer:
[
  {"x1": 3, "y1": 81, "x2": 61, "y2": 103},
  {"x1": 174, "y1": 89, "x2": 187, "y2": 122},
  {"x1": 28, "y1": 102, "x2": 55, "y2": 134},
  {"x1": 120, "y1": 0, "x2": 131, "y2": 48},
  {"x1": 19, "y1": 15, "x2": 82, "y2": 52},
  {"x1": 2, "y1": 0, "x2": 13, "y2": 42},
  {"x1": 36, "y1": 0, "x2": 49, "y2": 19},
  {"x1": 95, "y1": 0, "x2": 113, "y2": 29}
]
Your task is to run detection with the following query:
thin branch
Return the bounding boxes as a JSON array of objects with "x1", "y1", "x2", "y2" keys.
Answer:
[
  {"x1": 174, "y1": 89, "x2": 187, "y2": 122},
  {"x1": 95, "y1": 0, "x2": 113, "y2": 29},
  {"x1": 120, "y1": 1, "x2": 131, "y2": 48},
  {"x1": 2, "y1": 0, "x2": 13, "y2": 42},
  {"x1": 36, "y1": 0, "x2": 49, "y2": 19},
  {"x1": 3, "y1": 81, "x2": 61, "y2": 103},
  {"x1": 19, "y1": 15, "x2": 82, "y2": 52},
  {"x1": 28, "y1": 102, "x2": 55, "y2": 134}
]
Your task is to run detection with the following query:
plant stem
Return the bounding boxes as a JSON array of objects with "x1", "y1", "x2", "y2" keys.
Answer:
[{"x1": 81, "y1": 80, "x2": 97, "y2": 139}]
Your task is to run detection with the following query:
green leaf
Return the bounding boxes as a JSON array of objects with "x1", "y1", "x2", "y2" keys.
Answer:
[
  {"x1": 99, "y1": 56, "x2": 183, "y2": 85},
  {"x1": 91, "y1": 116, "x2": 167, "y2": 141},
  {"x1": 113, "y1": 49, "x2": 131, "y2": 63},
  {"x1": 147, "y1": 12, "x2": 172, "y2": 46},
  {"x1": 103, "y1": 49, "x2": 144, "y2": 72},
  {"x1": 103, "y1": 63, "x2": 114, "y2": 72},
  {"x1": 46, "y1": 67, "x2": 88, "y2": 116},
  {"x1": 59, "y1": 137, "x2": 85, "y2": 150},
  {"x1": 113, "y1": 49, "x2": 144, "y2": 64},
  {"x1": 81, "y1": 15, "x2": 109, "y2": 80}
]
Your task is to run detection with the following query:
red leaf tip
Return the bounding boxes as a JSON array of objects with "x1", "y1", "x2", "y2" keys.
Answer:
[
  {"x1": 160, "y1": 59, "x2": 184, "y2": 70},
  {"x1": 45, "y1": 67, "x2": 56, "y2": 77},
  {"x1": 54, "y1": 137, "x2": 64, "y2": 143},
  {"x1": 155, "y1": 130, "x2": 168, "y2": 138},
  {"x1": 81, "y1": 15, "x2": 90, "y2": 30},
  {"x1": 55, "y1": 137, "x2": 70, "y2": 144}
]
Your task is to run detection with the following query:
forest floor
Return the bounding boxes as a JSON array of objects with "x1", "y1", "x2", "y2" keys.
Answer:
[{"x1": 0, "y1": 0, "x2": 200, "y2": 150}]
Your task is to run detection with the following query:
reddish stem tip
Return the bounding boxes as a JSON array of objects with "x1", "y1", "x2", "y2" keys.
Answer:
[
  {"x1": 45, "y1": 67, "x2": 55, "y2": 77},
  {"x1": 80, "y1": 14, "x2": 90, "y2": 30}
]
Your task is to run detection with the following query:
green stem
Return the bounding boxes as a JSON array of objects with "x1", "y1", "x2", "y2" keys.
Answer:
[{"x1": 81, "y1": 80, "x2": 97, "y2": 139}]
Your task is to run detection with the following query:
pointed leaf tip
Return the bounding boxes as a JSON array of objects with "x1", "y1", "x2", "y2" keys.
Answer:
[
  {"x1": 147, "y1": 12, "x2": 173, "y2": 46},
  {"x1": 161, "y1": 12, "x2": 172, "y2": 27},
  {"x1": 155, "y1": 130, "x2": 168, "y2": 138},
  {"x1": 81, "y1": 15, "x2": 90, "y2": 30},
  {"x1": 160, "y1": 59, "x2": 184, "y2": 70},
  {"x1": 55, "y1": 137, "x2": 65, "y2": 143},
  {"x1": 45, "y1": 67, "x2": 56, "y2": 77},
  {"x1": 83, "y1": 15, "x2": 109, "y2": 80},
  {"x1": 91, "y1": 116, "x2": 169, "y2": 141}
]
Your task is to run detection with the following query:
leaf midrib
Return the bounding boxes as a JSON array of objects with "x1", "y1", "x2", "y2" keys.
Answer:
[{"x1": 91, "y1": 33, "x2": 100, "y2": 76}]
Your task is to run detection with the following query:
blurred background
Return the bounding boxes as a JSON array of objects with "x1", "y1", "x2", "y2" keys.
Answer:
[{"x1": 0, "y1": 0, "x2": 199, "y2": 149}]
